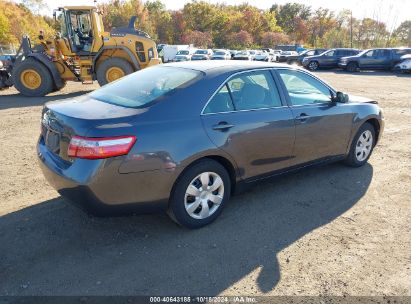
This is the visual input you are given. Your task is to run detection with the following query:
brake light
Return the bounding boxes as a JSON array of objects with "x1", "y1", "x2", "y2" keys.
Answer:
[{"x1": 68, "y1": 135, "x2": 136, "y2": 159}]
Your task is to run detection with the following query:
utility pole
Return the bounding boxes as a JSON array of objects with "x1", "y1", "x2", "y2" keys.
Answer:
[{"x1": 350, "y1": 10, "x2": 353, "y2": 48}]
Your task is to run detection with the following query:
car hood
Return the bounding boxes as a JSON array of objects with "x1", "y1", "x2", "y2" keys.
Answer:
[
  {"x1": 175, "y1": 55, "x2": 189, "y2": 58},
  {"x1": 347, "y1": 94, "x2": 378, "y2": 104},
  {"x1": 254, "y1": 54, "x2": 268, "y2": 59},
  {"x1": 192, "y1": 54, "x2": 207, "y2": 57}
]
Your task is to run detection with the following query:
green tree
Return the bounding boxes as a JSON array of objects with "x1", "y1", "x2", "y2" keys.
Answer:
[{"x1": 394, "y1": 21, "x2": 411, "y2": 46}]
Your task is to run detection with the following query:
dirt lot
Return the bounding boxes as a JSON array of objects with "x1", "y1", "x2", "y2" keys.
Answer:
[{"x1": 0, "y1": 71, "x2": 410, "y2": 296}]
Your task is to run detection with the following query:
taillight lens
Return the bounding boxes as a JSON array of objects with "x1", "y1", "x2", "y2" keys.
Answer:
[{"x1": 68, "y1": 135, "x2": 136, "y2": 159}]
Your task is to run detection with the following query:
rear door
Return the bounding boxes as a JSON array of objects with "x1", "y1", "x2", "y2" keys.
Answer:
[
  {"x1": 276, "y1": 69, "x2": 354, "y2": 164},
  {"x1": 321, "y1": 50, "x2": 337, "y2": 67},
  {"x1": 201, "y1": 70, "x2": 296, "y2": 179}
]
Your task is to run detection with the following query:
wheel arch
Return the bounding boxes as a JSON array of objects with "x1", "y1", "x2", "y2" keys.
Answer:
[
  {"x1": 170, "y1": 155, "x2": 238, "y2": 202},
  {"x1": 365, "y1": 118, "x2": 381, "y2": 145},
  {"x1": 93, "y1": 46, "x2": 141, "y2": 74},
  {"x1": 25, "y1": 53, "x2": 64, "y2": 89}
]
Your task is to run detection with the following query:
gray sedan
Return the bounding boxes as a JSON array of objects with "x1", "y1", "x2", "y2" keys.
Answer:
[{"x1": 38, "y1": 61, "x2": 384, "y2": 228}]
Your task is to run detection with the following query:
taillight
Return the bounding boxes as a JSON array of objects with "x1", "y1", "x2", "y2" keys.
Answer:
[{"x1": 68, "y1": 135, "x2": 136, "y2": 159}]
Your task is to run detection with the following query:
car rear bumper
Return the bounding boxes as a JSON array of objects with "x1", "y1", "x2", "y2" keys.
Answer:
[{"x1": 37, "y1": 138, "x2": 171, "y2": 215}]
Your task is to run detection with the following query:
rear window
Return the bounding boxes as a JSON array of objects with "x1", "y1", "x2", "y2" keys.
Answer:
[{"x1": 90, "y1": 66, "x2": 201, "y2": 108}]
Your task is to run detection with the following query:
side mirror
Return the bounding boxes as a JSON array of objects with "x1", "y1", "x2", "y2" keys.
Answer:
[{"x1": 332, "y1": 91, "x2": 349, "y2": 103}]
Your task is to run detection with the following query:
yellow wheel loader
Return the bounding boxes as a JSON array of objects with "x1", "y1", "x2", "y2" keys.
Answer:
[{"x1": 0, "y1": 6, "x2": 161, "y2": 96}]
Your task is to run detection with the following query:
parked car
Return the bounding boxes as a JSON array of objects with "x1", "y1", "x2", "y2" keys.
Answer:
[
  {"x1": 38, "y1": 61, "x2": 384, "y2": 229},
  {"x1": 191, "y1": 49, "x2": 213, "y2": 60},
  {"x1": 253, "y1": 51, "x2": 274, "y2": 62},
  {"x1": 393, "y1": 54, "x2": 411, "y2": 73},
  {"x1": 302, "y1": 48, "x2": 360, "y2": 71},
  {"x1": 211, "y1": 50, "x2": 231, "y2": 60},
  {"x1": 162, "y1": 45, "x2": 190, "y2": 63},
  {"x1": 287, "y1": 49, "x2": 327, "y2": 65},
  {"x1": 173, "y1": 49, "x2": 196, "y2": 62},
  {"x1": 229, "y1": 50, "x2": 239, "y2": 59},
  {"x1": 338, "y1": 48, "x2": 411, "y2": 72},
  {"x1": 0, "y1": 54, "x2": 16, "y2": 67},
  {"x1": 233, "y1": 50, "x2": 253, "y2": 60},
  {"x1": 277, "y1": 51, "x2": 299, "y2": 62},
  {"x1": 272, "y1": 50, "x2": 282, "y2": 61}
]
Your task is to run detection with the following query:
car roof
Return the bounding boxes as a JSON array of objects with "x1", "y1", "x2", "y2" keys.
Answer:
[{"x1": 163, "y1": 60, "x2": 292, "y2": 73}]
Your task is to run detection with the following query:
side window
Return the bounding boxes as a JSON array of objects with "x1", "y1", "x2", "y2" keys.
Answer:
[
  {"x1": 364, "y1": 50, "x2": 374, "y2": 58},
  {"x1": 278, "y1": 70, "x2": 332, "y2": 106},
  {"x1": 306, "y1": 50, "x2": 315, "y2": 56},
  {"x1": 227, "y1": 70, "x2": 282, "y2": 110},
  {"x1": 324, "y1": 50, "x2": 335, "y2": 57},
  {"x1": 203, "y1": 84, "x2": 235, "y2": 114}
]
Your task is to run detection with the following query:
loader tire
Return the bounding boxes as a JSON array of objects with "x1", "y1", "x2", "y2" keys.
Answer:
[
  {"x1": 12, "y1": 58, "x2": 54, "y2": 97},
  {"x1": 96, "y1": 58, "x2": 134, "y2": 87}
]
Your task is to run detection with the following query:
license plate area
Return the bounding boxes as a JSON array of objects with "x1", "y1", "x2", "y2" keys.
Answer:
[{"x1": 45, "y1": 129, "x2": 61, "y2": 154}]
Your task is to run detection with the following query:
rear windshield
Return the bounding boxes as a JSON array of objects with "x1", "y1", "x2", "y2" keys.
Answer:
[{"x1": 90, "y1": 66, "x2": 201, "y2": 108}]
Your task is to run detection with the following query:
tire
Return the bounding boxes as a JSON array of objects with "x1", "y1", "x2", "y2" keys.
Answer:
[
  {"x1": 347, "y1": 62, "x2": 358, "y2": 72},
  {"x1": 96, "y1": 57, "x2": 134, "y2": 87},
  {"x1": 12, "y1": 58, "x2": 54, "y2": 97},
  {"x1": 168, "y1": 159, "x2": 231, "y2": 229},
  {"x1": 344, "y1": 122, "x2": 376, "y2": 167},
  {"x1": 307, "y1": 61, "x2": 319, "y2": 71}
]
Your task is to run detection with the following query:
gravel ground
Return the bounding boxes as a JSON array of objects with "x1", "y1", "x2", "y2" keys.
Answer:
[{"x1": 0, "y1": 71, "x2": 410, "y2": 296}]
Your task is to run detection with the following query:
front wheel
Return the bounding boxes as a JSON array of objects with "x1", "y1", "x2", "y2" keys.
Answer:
[
  {"x1": 347, "y1": 62, "x2": 358, "y2": 72},
  {"x1": 307, "y1": 61, "x2": 319, "y2": 71},
  {"x1": 344, "y1": 122, "x2": 376, "y2": 167},
  {"x1": 12, "y1": 58, "x2": 54, "y2": 96},
  {"x1": 168, "y1": 159, "x2": 231, "y2": 229}
]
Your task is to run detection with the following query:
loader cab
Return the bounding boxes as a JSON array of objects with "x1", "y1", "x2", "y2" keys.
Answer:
[{"x1": 54, "y1": 7, "x2": 103, "y2": 56}]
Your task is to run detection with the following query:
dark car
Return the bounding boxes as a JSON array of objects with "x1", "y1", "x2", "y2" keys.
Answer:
[
  {"x1": 287, "y1": 49, "x2": 327, "y2": 65},
  {"x1": 38, "y1": 61, "x2": 383, "y2": 228},
  {"x1": 302, "y1": 48, "x2": 360, "y2": 71},
  {"x1": 338, "y1": 48, "x2": 411, "y2": 72}
]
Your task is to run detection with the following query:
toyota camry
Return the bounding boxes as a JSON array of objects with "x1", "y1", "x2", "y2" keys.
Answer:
[{"x1": 38, "y1": 61, "x2": 384, "y2": 228}]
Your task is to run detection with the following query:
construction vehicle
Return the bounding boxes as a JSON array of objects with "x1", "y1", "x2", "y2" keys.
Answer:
[{"x1": 0, "y1": 6, "x2": 161, "y2": 96}]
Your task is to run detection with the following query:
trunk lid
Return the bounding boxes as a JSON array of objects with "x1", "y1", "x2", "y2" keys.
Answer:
[{"x1": 41, "y1": 95, "x2": 146, "y2": 161}]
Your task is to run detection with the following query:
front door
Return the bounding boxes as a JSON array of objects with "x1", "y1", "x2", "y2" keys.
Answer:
[
  {"x1": 276, "y1": 69, "x2": 354, "y2": 164},
  {"x1": 201, "y1": 70, "x2": 296, "y2": 179}
]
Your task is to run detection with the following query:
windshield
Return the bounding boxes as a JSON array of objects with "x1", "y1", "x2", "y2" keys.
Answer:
[
  {"x1": 90, "y1": 66, "x2": 202, "y2": 108},
  {"x1": 215, "y1": 51, "x2": 226, "y2": 55},
  {"x1": 195, "y1": 50, "x2": 207, "y2": 54},
  {"x1": 177, "y1": 50, "x2": 189, "y2": 55}
]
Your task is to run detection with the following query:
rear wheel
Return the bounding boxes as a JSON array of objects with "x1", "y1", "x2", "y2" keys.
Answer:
[
  {"x1": 347, "y1": 62, "x2": 358, "y2": 72},
  {"x1": 96, "y1": 58, "x2": 134, "y2": 87},
  {"x1": 168, "y1": 159, "x2": 231, "y2": 229},
  {"x1": 344, "y1": 122, "x2": 375, "y2": 167},
  {"x1": 307, "y1": 61, "x2": 319, "y2": 71},
  {"x1": 12, "y1": 58, "x2": 54, "y2": 97}
]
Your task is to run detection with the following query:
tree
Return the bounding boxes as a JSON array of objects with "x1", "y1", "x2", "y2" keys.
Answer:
[
  {"x1": 181, "y1": 30, "x2": 212, "y2": 48},
  {"x1": 261, "y1": 32, "x2": 289, "y2": 48},
  {"x1": 226, "y1": 30, "x2": 253, "y2": 49},
  {"x1": 394, "y1": 21, "x2": 411, "y2": 46}
]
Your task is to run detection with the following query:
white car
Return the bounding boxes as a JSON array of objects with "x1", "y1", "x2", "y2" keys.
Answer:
[
  {"x1": 173, "y1": 49, "x2": 196, "y2": 62},
  {"x1": 211, "y1": 50, "x2": 231, "y2": 60},
  {"x1": 394, "y1": 56, "x2": 411, "y2": 73},
  {"x1": 254, "y1": 50, "x2": 274, "y2": 62}
]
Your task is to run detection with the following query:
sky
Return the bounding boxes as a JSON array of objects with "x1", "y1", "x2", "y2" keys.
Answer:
[{"x1": 19, "y1": 0, "x2": 411, "y2": 30}]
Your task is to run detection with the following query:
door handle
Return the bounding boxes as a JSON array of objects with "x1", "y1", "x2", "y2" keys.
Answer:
[
  {"x1": 212, "y1": 122, "x2": 235, "y2": 131},
  {"x1": 295, "y1": 113, "x2": 311, "y2": 122}
]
